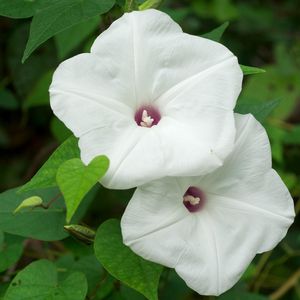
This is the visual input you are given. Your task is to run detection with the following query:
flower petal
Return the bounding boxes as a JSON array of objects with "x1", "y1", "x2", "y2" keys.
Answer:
[
  {"x1": 121, "y1": 114, "x2": 294, "y2": 296},
  {"x1": 177, "y1": 114, "x2": 294, "y2": 295},
  {"x1": 92, "y1": 9, "x2": 242, "y2": 108},
  {"x1": 200, "y1": 114, "x2": 294, "y2": 218},
  {"x1": 121, "y1": 178, "x2": 191, "y2": 267},
  {"x1": 50, "y1": 53, "x2": 134, "y2": 137},
  {"x1": 50, "y1": 9, "x2": 243, "y2": 188},
  {"x1": 154, "y1": 116, "x2": 226, "y2": 176}
]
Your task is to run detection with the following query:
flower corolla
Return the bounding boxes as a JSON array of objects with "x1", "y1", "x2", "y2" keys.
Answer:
[
  {"x1": 50, "y1": 9, "x2": 243, "y2": 189},
  {"x1": 121, "y1": 114, "x2": 295, "y2": 295}
]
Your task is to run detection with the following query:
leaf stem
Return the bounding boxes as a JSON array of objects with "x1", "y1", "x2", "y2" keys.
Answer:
[{"x1": 41, "y1": 193, "x2": 61, "y2": 209}]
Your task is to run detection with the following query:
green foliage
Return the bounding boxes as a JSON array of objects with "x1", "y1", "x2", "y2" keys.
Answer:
[
  {"x1": 124, "y1": 0, "x2": 138, "y2": 12},
  {"x1": 56, "y1": 254, "x2": 103, "y2": 295},
  {"x1": 240, "y1": 64, "x2": 266, "y2": 75},
  {"x1": 202, "y1": 21, "x2": 229, "y2": 42},
  {"x1": 241, "y1": 63, "x2": 300, "y2": 119},
  {"x1": 50, "y1": 117, "x2": 72, "y2": 142},
  {"x1": 235, "y1": 99, "x2": 280, "y2": 123},
  {"x1": 94, "y1": 219, "x2": 163, "y2": 300},
  {"x1": 0, "y1": 188, "x2": 67, "y2": 241},
  {"x1": 55, "y1": 16, "x2": 100, "y2": 60},
  {"x1": 0, "y1": 0, "x2": 48, "y2": 19},
  {"x1": 139, "y1": 0, "x2": 163, "y2": 11},
  {"x1": 219, "y1": 290, "x2": 268, "y2": 300},
  {"x1": 22, "y1": 0, "x2": 116, "y2": 62},
  {"x1": 19, "y1": 136, "x2": 80, "y2": 193},
  {"x1": 24, "y1": 70, "x2": 53, "y2": 108},
  {"x1": 13, "y1": 195, "x2": 43, "y2": 214},
  {"x1": 0, "y1": 232, "x2": 24, "y2": 272},
  {"x1": 4, "y1": 259, "x2": 88, "y2": 300},
  {"x1": 57, "y1": 155, "x2": 109, "y2": 222},
  {"x1": 0, "y1": 90, "x2": 19, "y2": 110},
  {"x1": 0, "y1": 1, "x2": 299, "y2": 299},
  {"x1": 283, "y1": 126, "x2": 300, "y2": 145},
  {"x1": 6, "y1": 23, "x2": 57, "y2": 99},
  {"x1": 192, "y1": 0, "x2": 238, "y2": 22}
]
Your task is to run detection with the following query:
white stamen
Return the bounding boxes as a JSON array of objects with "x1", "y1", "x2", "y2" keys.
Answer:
[
  {"x1": 183, "y1": 195, "x2": 201, "y2": 206},
  {"x1": 140, "y1": 109, "x2": 154, "y2": 127}
]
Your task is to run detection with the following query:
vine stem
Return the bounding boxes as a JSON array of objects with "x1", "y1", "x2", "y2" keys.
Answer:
[{"x1": 269, "y1": 268, "x2": 300, "y2": 300}]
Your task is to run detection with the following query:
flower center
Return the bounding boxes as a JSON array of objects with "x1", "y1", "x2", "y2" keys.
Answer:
[
  {"x1": 183, "y1": 186, "x2": 206, "y2": 213},
  {"x1": 135, "y1": 105, "x2": 161, "y2": 128}
]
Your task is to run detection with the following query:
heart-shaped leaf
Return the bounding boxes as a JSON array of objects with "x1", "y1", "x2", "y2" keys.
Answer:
[
  {"x1": 4, "y1": 259, "x2": 88, "y2": 300},
  {"x1": 94, "y1": 219, "x2": 163, "y2": 300},
  {"x1": 57, "y1": 155, "x2": 109, "y2": 223}
]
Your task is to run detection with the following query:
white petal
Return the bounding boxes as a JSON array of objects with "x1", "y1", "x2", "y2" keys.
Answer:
[
  {"x1": 121, "y1": 114, "x2": 294, "y2": 296},
  {"x1": 178, "y1": 114, "x2": 295, "y2": 295},
  {"x1": 50, "y1": 9, "x2": 242, "y2": 188},
  {"x1": 200, "y1": 114, "x2": 294, "y2": 218},
  {"x1": 50, "y1": 53, "x2": 134, "y2": 137},
  {"x1": 92, "y1": 9, "x2": 242, "y2": 165},
  {"x1": 93, "y1": 9, "x2": 242, "y2": 108},
  {"x1": 153, "y1": 116, "x2": 225, "y2": 176},
  {"x1": 176, "y1": 183, "x2": 294, "y2": 296},
  {"x1": 91, "y1": 9, "x2": 182, "y2": 105},
  {"x1": 121, "y1": 178, "x2": 191, "y2": 267}
]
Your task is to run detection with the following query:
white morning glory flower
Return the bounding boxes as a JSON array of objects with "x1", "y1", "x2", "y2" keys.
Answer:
[
  {"x1": 49, "y1": 9, "x2": 242, "y2": 189},
  {"x1": 121, "y1": 114, "x2": 295, "y2": 296}
]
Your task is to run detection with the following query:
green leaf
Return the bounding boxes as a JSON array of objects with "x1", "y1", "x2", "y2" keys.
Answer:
[
  {"x1": 50, "y1": 117, "x2": 72, "y2": 142},
  {"x1": 56, "y1": 254, "x2": 103, "y2": 295},
  {"x1": 139, "y1": 0, "x2": 163, "y2": 10},
  {"x1": 24, "y1": 70, "x2": 53, "y2": 108},
  {"x1": 57, "y1": 155, "x2": 109, "y2": 223},
  {"x1": 0, "y1": 90, "x2": 19, "y2": 110},
  {"x1": 13, "y1": 196, "x2": 43, "y2": 214},
  {"x1": 94, "y1": 219, "x2": 163, "y2": 300},
  {"x1": 0, "y1": 187, "x2": 67, "y2": 241},
  {"x1": 7, "y1": 23, "x2": 56, "y2": 98},
  {"x1": 283, "y1": 125, "x2": 300, "y2": 145},
  {"x1": 22, "y1": 0, "x2": 116, "y2": 62},
  {"x1": 4, "y1": 259, "x2": 88, "y2": 300},
  {"x1": 0, "y1": 0, "x2": 50, "y2": 19},
  {"x1": 235, "y1": 99, "x2": 280, "y2": 122},
  {"x1": 240, "y1": 64, "x2": 266, "y2": 75},
  {"x1": 55, "y1": 16, "x2": 100, "y2": 60},
  {"x1": 0, "y1": 233, "x2": 24, "y2": 273},
  {"x1": 0, "y1": 283, "x2": 9, "y2": 299},
  {"x1": 202, "y1": 21, "x2": 229, "y2": 42},
  {"x1": 19, "y1": 136, "x2": 80, "y2": 193}
]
